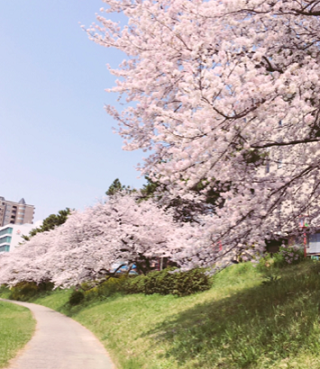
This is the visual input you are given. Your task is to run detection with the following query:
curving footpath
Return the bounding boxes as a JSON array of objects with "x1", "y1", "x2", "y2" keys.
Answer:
[{"x1": 0, "y1": 299, "x2": 115, "y2": 369}]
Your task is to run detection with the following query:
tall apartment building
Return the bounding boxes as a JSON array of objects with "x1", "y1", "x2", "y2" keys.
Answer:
[{"x1": 0, "y1": 197, "x2": 35, "y2": 226}]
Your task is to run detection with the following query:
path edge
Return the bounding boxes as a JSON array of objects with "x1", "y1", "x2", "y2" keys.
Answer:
[{"x1": 0, "y1": 298, "x2": 117, "y2": 369}]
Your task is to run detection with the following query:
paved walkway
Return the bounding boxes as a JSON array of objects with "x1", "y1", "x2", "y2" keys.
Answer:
[{"x1": 1, "y1": 299, "x2": 115, "y2": 369}]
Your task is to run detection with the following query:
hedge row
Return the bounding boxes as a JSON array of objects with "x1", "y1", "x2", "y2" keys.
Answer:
[
  {"x1": 123, "y1": 267, "x2": 211, "y2": 297},
  {"x1": 80, "y1": 267, "x2": 211, "y2": 303},
  {"x1": 6, "y1": 281, "x2": 54, "y2": 301},
  {"x1": 3, "y1": 268, "x2": 211, "y2": 304}
]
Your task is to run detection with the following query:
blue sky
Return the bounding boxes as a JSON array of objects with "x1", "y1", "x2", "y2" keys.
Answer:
[{"x1": 0, "y1": 1, "x2": 146, "y2": 221}]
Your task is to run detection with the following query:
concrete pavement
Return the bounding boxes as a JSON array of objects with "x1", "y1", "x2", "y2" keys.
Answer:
[{"x1": 1, "y1": 299, "x2": 115, "y2": 369}]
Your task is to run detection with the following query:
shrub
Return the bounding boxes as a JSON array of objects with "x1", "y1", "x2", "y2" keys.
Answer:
[
  {"x1": 279, "y1": 244, "x2": 304, "y2": 265},
  {"x1": 83, "y1": 277, "x2": 126, "y2": 301},
  {"x1": 124, "y1": 268, "x2": 211, "y2": 297},
  {"x1": 144, "y1": 269, "x2": 176, "y2": 295},
  {"x1": 68, "y1": 290, "x2": 85, "y2": 306},
  {"x1": 257, "y1": 253, "x2": 275, "y2": 272},
  {"x1": 5, "y1": 269, "x2": 210, "y2": 303},
  {"x1": 122, "y1": 275, "x2": 146, "y2": 294},
  {"x1": 0, "y1": 285, "x2": 10, "y2": 299},
  {"x1": 257, "y1": 245, "x2": 305, "y2": 272},
  {"x1": 171, "y1": 268, "x2": 211, "y2": 296},
  {"x1": 8, "y1": 281, "x2": 54, "y2": 301}
]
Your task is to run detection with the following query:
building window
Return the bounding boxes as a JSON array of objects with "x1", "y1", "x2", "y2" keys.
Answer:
[
  {"x1": 0, "y1": 245, "x2": 10, "y2": 252},
  {"x1": 0, "y1": 236, "x2": 11, "y2": 245},
  {"x1": 0, "y1": 227, "x2": 13, "y2": 237}
]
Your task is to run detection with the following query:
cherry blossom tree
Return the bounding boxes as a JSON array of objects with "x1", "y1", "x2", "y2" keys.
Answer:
[
  {"x1": 50, "y1": 193, "x2": 179, "y2": 287},
  {"x1": 85, "y1": 0, "x2": 320, "y2": 263},
  {"x1": 0, "y1": 231, "x2": 57, "y2": 287},
  {"x1": 0, "y1": 193, "x2": 180, "y2": 288}
]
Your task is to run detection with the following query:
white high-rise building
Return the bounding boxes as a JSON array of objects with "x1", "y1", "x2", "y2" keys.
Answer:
[{"x1": 0, "y1": 223, "x2": 34, "y2": 253}]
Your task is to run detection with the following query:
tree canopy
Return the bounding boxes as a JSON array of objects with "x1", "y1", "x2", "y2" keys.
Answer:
[
  {"x1": 23, "y1": 208, "x2": 71, "y2": 241},
  {"x1": 106, "y1": 178, "x2": 131, "y2": 196},
  {"x1": 2, "y1": 1, "x2": 319, "y2": 285},
  {"x1": 86, "y1": 0, "x2": 320, "y2": 263},
  {"x1": 0, "y1": 194, "x2": 186, "y2": 288}
]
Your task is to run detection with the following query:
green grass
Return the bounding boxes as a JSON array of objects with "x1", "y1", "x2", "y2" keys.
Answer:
[
  {"x1": 0, "y1": 300, "x2": 36, "y2": 368},
  {"x1": 3, "y1": 261, "x2": 320, "y2": 368}
]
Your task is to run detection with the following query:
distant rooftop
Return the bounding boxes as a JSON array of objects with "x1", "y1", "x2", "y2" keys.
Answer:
[
  {"x1": 0, "y1": 196, "x2": 35, "y2": 227},
  {"x1": 0, "y1": 197, "x2": 31, "y2": 205}
]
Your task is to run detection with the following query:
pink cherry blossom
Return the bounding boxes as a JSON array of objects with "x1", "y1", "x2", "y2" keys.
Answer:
[
  {"x1": 0, "y1": 193, "x2": 184, "y2": 288},
  {"x1": 85, "y1": 0, "x2": 320, "y2": 260}
]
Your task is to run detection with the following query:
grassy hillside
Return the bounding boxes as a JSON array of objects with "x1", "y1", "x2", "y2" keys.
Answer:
[
  {"x1": 0, "y1": 300, "x2": 36, "y2": 368},
  {"x1": 3, "y1": 261, "x2": 320, "y2": 368}
]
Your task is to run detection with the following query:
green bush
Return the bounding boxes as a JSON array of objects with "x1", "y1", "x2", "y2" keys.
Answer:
[
  {"x1": 124, "y1": 268, "x2": 211, "y2": 297},
  {"x1": 121, "y1": 275, "x2": 146, "y2": 294},
  {"x1": 258, "y1": 245, "x2": 305, "y2": 273},
  {"x1": 173, "y1": 268, "x2": 212, "y2": 296},
  {"x1": 8, "y1": 281, "x2": 54, "y2": 301},
  {"x1": 0, "y1": 285, "x2": 10, "y2": 299},
  {"x1": 279, "y1": 244, "x2": 304, "y2": 265},
  {"x1": 4, "y1": 269, "x2": 211, "y2": 303},
  {"x1": 68, "y1": 290, "x2": 85, "y2": 306},
  {"x1": 257, "y1": 253, "x2": 277, "y2": 272},
  {"x1": 271, "y1": 250, "x2": 285, "y2": 266},
  {"x1": 83, "y1": 277, "x2": 126, "y2": 301}
]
